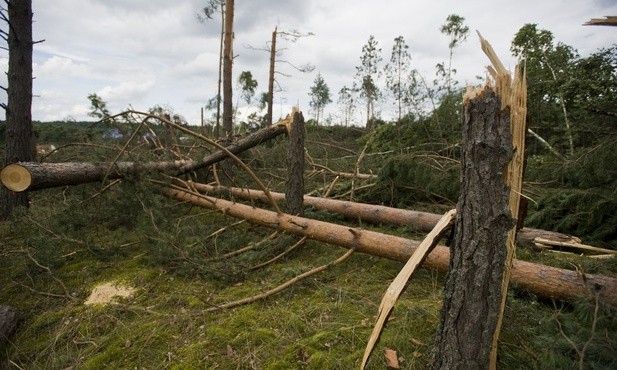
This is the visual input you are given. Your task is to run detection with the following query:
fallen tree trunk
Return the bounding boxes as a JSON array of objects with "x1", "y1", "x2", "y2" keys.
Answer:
[
  {"x1": 166, "y1": 187, "x2": 617, "y2": 307},
  {"x1": 191, "y1": 183, "x2": 585, "y2": 250},
  {"x1": 176, "y1": 122, "x2": 288, "y2": 174},
  {"x1": 1, "y1": 160, "x2": 192, "y2": 192}
]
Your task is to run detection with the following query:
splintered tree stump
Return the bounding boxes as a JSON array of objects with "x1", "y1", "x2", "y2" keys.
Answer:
[
  {"x1": 285, "y1": 109, "x2": 305, "y2": 216},
  {"x1": 433, "y1": 88, "x2": 515, "y2": 369}
]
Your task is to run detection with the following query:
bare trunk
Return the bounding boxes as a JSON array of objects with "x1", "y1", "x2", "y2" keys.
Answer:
[
  {"x1": 285, "y1": 110, "x2": 305, "y2": 215},
  {"x1": 215, "y1": 2, "x2": 224, "y2": 138},
  {"x1": 1, "y1": 160, "x2": 191, "y2": 192},
  {"x1": 222, "y1": 0, "x2": 234, "y2": 141},
  {"x1": 433, "y1": 88, "x2": 514, "y2": 370},
  {"x1": 177, "y1": 123, "x2": 288, "y2": 174},
  {"x1": 266, "y1": 27, "x2": 277, "y2": 128},
  {"x1": 193, "y1": 184, "x2": 582, "y2": 250},
  {"x1": 166, "y1": 187, "x2": 617, "y2": 307},
  {"x1": 1, "y1": 0, "x2": 33, "y2": 219}
]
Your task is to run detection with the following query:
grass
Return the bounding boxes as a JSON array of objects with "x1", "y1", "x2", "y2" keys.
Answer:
[{"x1": 1, "y1": 125, "x2": 616, "y2": 369}]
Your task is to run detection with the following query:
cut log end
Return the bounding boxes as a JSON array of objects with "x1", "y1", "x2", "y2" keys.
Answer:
[{"x1": 0, "y1": 163, "x2": 31, "y2": 192}]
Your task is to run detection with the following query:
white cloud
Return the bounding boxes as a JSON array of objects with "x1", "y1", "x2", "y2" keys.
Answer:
[
  {"x1": 98, "y1": 80, "x2": 156, "y2": 107},
  {"x1": 1, "y1": 0, "x2": 613, "y2": 124}
]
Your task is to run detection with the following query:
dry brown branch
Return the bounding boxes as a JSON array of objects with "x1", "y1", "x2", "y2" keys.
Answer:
[
  {"x1": 166, "y1": 186, "x2": 617, "y2": 307},
  {"x1": 362, "y1": 209, "x2": 456, "y2": 368},
  {"x1": 207, "y1": 230, "x2": 280, "y2": 261},
  {"x1": 22, "y1": 248, "x2": 77, "y2": 302},
  {"x1": 583, "y1": 16, "x2": 617, "y2": 27},
  {"x1": 205, "y1": 247, "x2": 356, "y2": 312},
  {"x1": 122, "y1": 109, "x2": 283, "y2": 214},
  {"x1": 250, "y1": 236, "x2": 307, "y2": 271}
]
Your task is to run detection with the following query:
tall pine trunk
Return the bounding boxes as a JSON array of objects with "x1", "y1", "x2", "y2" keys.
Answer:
[
  {"x1": 222, "y1": 0, "x2": 234, "y2": 142},
  {"x1": 1, "y1": 0, "x2": 34, "y2": 220}
]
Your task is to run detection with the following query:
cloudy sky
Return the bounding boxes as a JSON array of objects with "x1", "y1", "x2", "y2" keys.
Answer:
[{"x1": 1, "y1": 0, "x2": 616, "y2": 125}]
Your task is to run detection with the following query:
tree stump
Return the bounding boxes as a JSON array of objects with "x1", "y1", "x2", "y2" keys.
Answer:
[
  {"x1": 285, "y1": 110, "x2": 305, "y2": 216},
  {"x1": 0, "y1": 305, "x2": 21, "y2": 365},
  {"x1": 432, "y1": 88, "x2": 516, "y2": 369}
]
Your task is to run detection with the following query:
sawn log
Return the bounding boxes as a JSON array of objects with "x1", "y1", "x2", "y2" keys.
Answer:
[
  {"x1": 166, "y1": 187, "x2": 617, "y2": 307},
  {"x1": 1, "y1": 160, "x2": 192, "y2": 192},
  {"x1": 190, "y1": 183, "x2": 585, "y2": 250}
]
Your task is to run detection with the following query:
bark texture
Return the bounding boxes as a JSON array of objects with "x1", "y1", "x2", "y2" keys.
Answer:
[
  {"x1": 266, "y1": 27, "x2": 276, "y2": 127},
  {"x1": 285, "y1": 111, "x2": 305, "y2": 215},
  {"x1": 222, "y1": 0, "x2": 234, "y2": 141},
  {"x1": 0, "y1": 305, "x2": 21, "y2": 365},
  {"x1": 432, "y1": 89, "x2": 515, "y2": 369},
  {"x1": 167, "y1": 187, "x2": 617, "y2": 307},
  {"x1": 1, "y1": 0, "x2": 33, "y2": 219},
  {"x1": 177, "y1": 123, "x2": 288, "y2": 174},
  {"x1": 192, "y1": 184, "x2": 581, "y2": 250},
  {"x1": 1, "y1": 160, "x2": 191, "y2": 192}
]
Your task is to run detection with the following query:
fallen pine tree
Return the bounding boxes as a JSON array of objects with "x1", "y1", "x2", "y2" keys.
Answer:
[
  {"x1": 165, "y1": 186, "x2": 617, "y2": 307},
  {"x1": 189, "y1": 183, "x2": 600, "y2": 251},
  {"x1": 0, "y1": 160, "x2": 192, "y2": 192}
]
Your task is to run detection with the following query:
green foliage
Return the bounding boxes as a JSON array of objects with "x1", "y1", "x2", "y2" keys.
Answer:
[
  {"x1": 308, "y1": 72, "x2": 332, "y2": 124},
  {"x1": 356, "y1": 35, "x2": 382, "y2": 128},
  {"x1": 238, "y1": 70, "x2": 258, "y2": 105},
  {"x1": 361, "y1": 153, "x2": 459, "y2": 207},
  {"x1": 511, "y1": 24, "x2": 617, "y2": 156},
  {"x1": 525, "y1": 142, "x2": 617, "y2": 246}
]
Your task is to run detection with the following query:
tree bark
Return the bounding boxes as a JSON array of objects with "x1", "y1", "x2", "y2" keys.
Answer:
[
  {"x1": 1, "y1": 160, "x2": 191, "y2": 192},
  {"x1": 432, "y1": 88, "x2": 514, "y2": 369},
  {"x1": 165, "y1": 187, "x2": 617, "y2": 307},
  {"x1": 222, "y1": 0, "x2": 234, "y2": 141},
  {"x1": 266, "y1": 27, "x2": 277, "y2": 128},
  {"x1": 177, "y1": 122, "x2": 288, "y2": 174},
  {"x1": 192, "y1": 184, "x2": 583, "y2": 250},
  {"x1": 1, "y1": 0, "x2": 33, "y2": 219},
  {"x1": 285, "y1": 110, "x2": 305, "y2": 215},
  {"x1": 0, "y1": 305, "x2": 21, "y2": 363}
]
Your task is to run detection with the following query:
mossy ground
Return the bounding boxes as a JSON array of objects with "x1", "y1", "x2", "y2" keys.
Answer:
[{"x1": 1, "y1": 125, "x2": 616, "y2": 369}]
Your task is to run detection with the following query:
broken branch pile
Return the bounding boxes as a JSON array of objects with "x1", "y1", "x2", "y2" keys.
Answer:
[{"x1": 165, "y1": 185, "x2": 617, "y2": 307}]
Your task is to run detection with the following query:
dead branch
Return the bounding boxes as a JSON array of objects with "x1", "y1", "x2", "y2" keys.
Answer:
[
  {"x1": 165, "y1": 186, "x2": 617, "y2": 307},
  {"x1": 205, "y1": 247, "x2": 355, "y2": 312}
]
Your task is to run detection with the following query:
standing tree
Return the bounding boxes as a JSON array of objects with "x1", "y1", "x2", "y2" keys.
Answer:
[
  {"x1": 308, "y1": 72, "x2": 331, "y2": 125},
  {"x1": 0, "y1": 0, "x2": 34, "y2": 220},
  {"x1": 198, "y1": 0, "x2": 225, "y2": 138},
  {"x1": 238, "y1": 70, "x2": 258, "y2": 106},
  {"x1": 436, "y1": 14, "x2": 469, "y2": 95},
  {"x1": 235, "y1": 70, "x2": 258, "y2": 124},
  {"x1": 511, "y1": 24, "x2": 578, "y2": 156},
  {"x1": 384, "y1": 36, "x2": 419, "y2": 122},
  {"x1": 338, "y1": 85, "x2": 356, "y2": 127},
  {"x1": 355, "y1": 35, "x2": 382, "y2": 130},
  {"x1": 222, "y1": 0, "x2": 234, "y2": 142},
  {"x1": 260, "y1": 27, "x2": 314, "y2": 127}
]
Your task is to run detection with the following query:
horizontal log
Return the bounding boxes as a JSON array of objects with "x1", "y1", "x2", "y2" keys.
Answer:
[
  {"x1": 166, "y1": 187, "x2": 617, "y2": 307},
  {"x1": 1, "y1": 160, "x2": 191, "y2": 192},
  {"x1": 177, "y1": 123, "x2": 288, "y2": 174},
  {"x1": 191, "y1": 183, "x2": 585, "y2": 250}
]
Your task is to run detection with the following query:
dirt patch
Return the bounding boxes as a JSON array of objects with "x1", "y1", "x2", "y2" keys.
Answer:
[{"x1": 85, "y1": 281, "x2": 136, "y2": 305}]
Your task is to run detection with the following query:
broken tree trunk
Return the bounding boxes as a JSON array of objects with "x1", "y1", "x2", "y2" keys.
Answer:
[
  {"x1": 177, "y1": 121, "x2": 289, "y2": 174},
  {"x1": 165, "y1": 187, "x2": 617, "y2": 307},
  {"x1": 285, "y1": 109, "x2": 305, "y2": 216},
  {"x1": 0, "y1": 160, "x2": 192, "y2": 192},
  {"x1": 191, "y1": 183, "x2": 585, "y2": 251},
  {"x1": 433, "y1": 35, "x2": 527, "y2": 369},
  {"x1": 433, "y1": 89, "x2": 514, "y2": 370}
]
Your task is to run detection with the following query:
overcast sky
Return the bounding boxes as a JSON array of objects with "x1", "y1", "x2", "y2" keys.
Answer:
[{"x1": 1, "y1": 0, "x2": 616, "y2": 125}]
